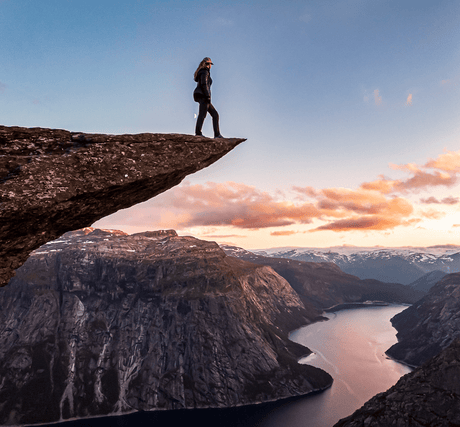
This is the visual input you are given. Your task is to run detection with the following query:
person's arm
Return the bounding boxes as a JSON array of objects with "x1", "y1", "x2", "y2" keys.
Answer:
[{"x1": 199, "y1": 71, "x2": 211, "y2": 100}]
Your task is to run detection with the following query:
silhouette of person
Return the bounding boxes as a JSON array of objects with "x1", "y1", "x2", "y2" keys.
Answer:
[{"x1": 193, "y1": 57, "x2": 223, "y2": 138}]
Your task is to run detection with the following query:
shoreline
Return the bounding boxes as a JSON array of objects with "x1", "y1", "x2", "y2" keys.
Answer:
[
  {"x1": 324, "y1": 300, "x2": 389, "y2": 312},
  {"x1": 23, "y1": 304, "x2": 411, "y2": 427},
  {"x1": 22, "y1": 383, "x2": 334, "y2": 427}
]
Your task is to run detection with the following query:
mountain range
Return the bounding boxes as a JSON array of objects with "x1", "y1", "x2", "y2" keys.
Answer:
[
  {"x1": 253, "y1": 246, "x2": 460, "y2": 285},
  {"x1": 221, "y1": 245, "x2": 424, "y2": 311}
]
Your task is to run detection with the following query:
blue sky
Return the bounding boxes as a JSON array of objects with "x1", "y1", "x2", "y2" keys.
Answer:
[{"x1": 2, "y1": 0, "x2": 459, "y2": 248}]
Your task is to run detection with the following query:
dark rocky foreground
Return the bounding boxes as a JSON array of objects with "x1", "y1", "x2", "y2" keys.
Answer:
[
  {"x1": 0, "y1": 125, "x2": 245, "y2": 287},
  {"x1": 334, "y1": 339, "x2": 460, "y2": 427},
  {"x1": 387, "y1": 273, "x2": 460, "y2": 366},
  {"x1": 386, "y1": 272, "x2": 460, "y2": 367},
  {"x1": 0, "y1": 229, "x2": 332, "y2": 426},
  {"x1": 222, "y1": 245, "x2": 424, "y2": 313},
  {"x1": 334, "y1": 273, "x2": 460, "y2": 426}
]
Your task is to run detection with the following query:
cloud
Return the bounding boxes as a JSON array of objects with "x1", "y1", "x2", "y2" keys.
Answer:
[
  {"x1": 420, "y1": 196, "x2": 459, "y2": 205},
  {"x1": 406, "y1": 93, "x2": 412, "y2": 106},
  {"x1": 361, "y1": 161, "x2": 458, "y2": 194},
  {"x1": 151, "y1": 180, "x2": 417, "y2": 234},
  {"x1": 425, "y1": 150, "x2": 460, "y2": 172},
  {"x1": 0, "y1": 82, "x2": 6, "y2": 94},
  {"x1": 420, "y1": 210, "x2": 445, "y2": 220},
  {"x1": 123, "y1": 147, "x2": 460, "y2": 237},
  {"x1": 310, "y1": 216, "x2": 420, "y2": 232},
  {"x1": 374, "y1": 89, "x2": 382, "y2": 106},
  {"x1": 359, "y1": 176, "x2": 396, "y2": 194},
  {"x1": 395, "y1": 170, "x2": 457, "y2": 192},
  {"x1": 159, "y1": 182, "x2": 322, "y2": 230},
  {"x1": 270, "y1": 230, "x2": 298, "y2": 236},
  {"x1": 292, "y1": 185, "x2": 317, "y2": 198}
]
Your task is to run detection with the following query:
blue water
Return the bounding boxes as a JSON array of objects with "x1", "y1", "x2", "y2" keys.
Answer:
[{"x1": 32, "y1": 305, "x2": 411, "y2": 427}]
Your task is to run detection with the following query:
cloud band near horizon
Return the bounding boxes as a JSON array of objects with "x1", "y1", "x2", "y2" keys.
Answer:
[{"x1": 141, "y1": 148, "x2": 460, "y2": 235}]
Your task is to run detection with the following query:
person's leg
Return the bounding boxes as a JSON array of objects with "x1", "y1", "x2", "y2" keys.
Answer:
[
  {"x1": 195, "y1": 99, "x2": 209, "y2": 136},
  {"x1": 208, "y1": 103, "x2": 223, "y2": 138}
]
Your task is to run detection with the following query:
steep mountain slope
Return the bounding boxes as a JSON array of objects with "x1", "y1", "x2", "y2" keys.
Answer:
[
  {"x1": 0, "y1": 125, "x2": 245, "y2": 286},
  {"x1": 408, "y1": 270, "x2": 447, "y2": 293},
  {"x1": 222, "y1": 245, "x2": 424, "y2": 312},
  {"x1": 0, "y1": 229, "x2": 331, "y2": 426},
  {"x1": 386, "y1": 273, "x2": 460, "y2": 367},
  {"x1": 334, "y1": 339, "x2": 460, "y2": 427},
  {"x1": 255, "y1": 247, "x2": 460, "y2": 284}
]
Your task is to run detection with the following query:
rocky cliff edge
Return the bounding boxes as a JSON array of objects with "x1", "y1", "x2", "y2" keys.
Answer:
[{"x1": 0, "y1": 125, "x2": 245, "y2": 287}]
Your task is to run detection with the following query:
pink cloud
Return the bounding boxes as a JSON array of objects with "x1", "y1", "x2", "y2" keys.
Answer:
[
  {"x1": 137, "y1": 147, "x2": 460, "y2": 236},
  {"x1": 310, "y1": 216, "x2": 420, "y2": 232},
  {"x1": 406, "y1": 93, "x2": 413, "y2": 106},
  {"x1": 420, "y1": 196, "x2": 459, "y2": 205},
  {"x1": 270, "y1": 230, "x2": 298, "y2": 236},
  {"x1": 425, "y1": 150, "x2": 460, "y2": 172}
]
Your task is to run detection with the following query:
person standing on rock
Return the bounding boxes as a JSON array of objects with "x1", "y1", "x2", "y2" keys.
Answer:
[{"x1": 193, "y1": 57, "x2": 224, "y2": 138}]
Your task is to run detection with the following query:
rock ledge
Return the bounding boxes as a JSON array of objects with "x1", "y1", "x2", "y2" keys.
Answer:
[{"x1": 0, "y1": 125, "x2": 245, "y2": 286}]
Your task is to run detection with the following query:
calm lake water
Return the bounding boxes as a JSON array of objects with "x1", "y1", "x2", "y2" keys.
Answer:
[{"x1": 41, "y1": 305, "x2": 411, "y2": 427}]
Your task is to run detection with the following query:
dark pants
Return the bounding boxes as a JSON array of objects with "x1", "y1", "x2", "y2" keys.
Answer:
[{"x1": 195, "y1": 98, "x2": 220, "y2": 137}]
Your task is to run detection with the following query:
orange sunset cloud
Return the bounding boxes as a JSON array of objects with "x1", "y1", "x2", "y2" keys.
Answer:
[
  {"x1": 271, "y1": 230, "x2": 298, "y2": 236},
  {"x1": 156, "y1": 181, "x2": 416, "y2": 233},
  {"x1": 420, "y1": 196, "x2": 459, "y2": 205},
  {"x1": 425, "y1": 150, "x2": 460, "y2": 172},
  {"x1": 161, "y1": 182, "x2": 323, "y2": 229},
  {"x1": 310, "y1": 216, "x2": 420, "y2": 232},
  {"x1": 126, "y1": 148, "x2": 460, "y2": 237}
]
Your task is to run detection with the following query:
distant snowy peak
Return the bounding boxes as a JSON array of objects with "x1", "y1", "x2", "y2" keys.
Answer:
[{"x1": 249, "y1": 246, "x2": 460, "y2": 285}]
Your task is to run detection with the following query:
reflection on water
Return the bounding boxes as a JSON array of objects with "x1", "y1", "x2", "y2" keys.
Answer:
[
  {"x1": 41, "y1": 305, "x2": 411, "y2": 427},
  {"x1": 275, "y1": 304, "x2": 412, "y2": 427}
]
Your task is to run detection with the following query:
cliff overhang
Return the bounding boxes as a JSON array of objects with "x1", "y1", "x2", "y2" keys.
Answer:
[{"x1": 0, "y1": 125, "x2": 245, "y2": 286}]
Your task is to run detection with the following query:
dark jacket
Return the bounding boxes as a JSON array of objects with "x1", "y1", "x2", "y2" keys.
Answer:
[{"x1": 193, "y1": 68, "x2": 212, "y2": 102}]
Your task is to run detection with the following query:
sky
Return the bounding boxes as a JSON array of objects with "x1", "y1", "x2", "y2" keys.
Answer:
[{"x1": 1, "y1": 0, "x2": 459, "y2": 249}]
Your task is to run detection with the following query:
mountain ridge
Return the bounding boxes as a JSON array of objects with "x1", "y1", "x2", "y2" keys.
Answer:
[
  {"x1": 221, "y1": 244, "x2": 424, "y2": 312},
  {"x1": 250, "y1": 246, "x2": 460, "y2": 285}
]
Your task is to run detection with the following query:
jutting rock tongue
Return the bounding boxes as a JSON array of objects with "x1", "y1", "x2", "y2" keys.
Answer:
[{"x1": 0, "y1": 125, "x2": 245, "y2": 287}]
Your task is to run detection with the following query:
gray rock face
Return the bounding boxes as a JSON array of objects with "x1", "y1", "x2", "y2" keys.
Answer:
[
  {"x1": 0, "y1": 125, "x2": 245, "y2": 287},
  {"x1": 334, "y1": 339, "x2": 460, "y2": 427},
  {"x1": 0, "y1": 229, "x2": 332, "y2": 426},
  {"x1": 386, "y1": 273, "x2": 460, "y2": 367}
]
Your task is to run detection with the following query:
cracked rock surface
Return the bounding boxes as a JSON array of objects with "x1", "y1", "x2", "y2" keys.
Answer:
[
  {"x1": 0, "y1": 125, "x2": 245, "y2": 287},
  {"x1": 0, "y1": 228, "x2": 332, "y2": 426}
]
